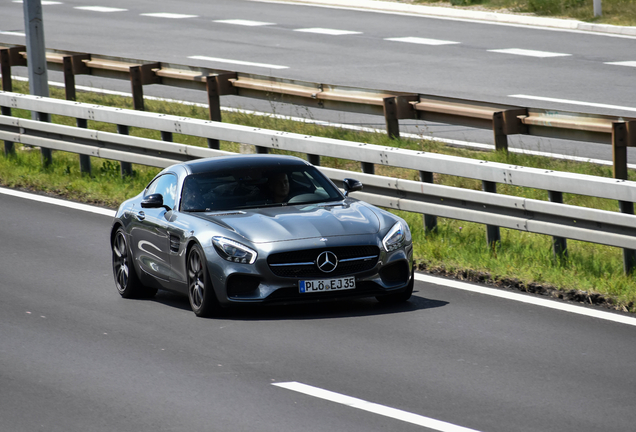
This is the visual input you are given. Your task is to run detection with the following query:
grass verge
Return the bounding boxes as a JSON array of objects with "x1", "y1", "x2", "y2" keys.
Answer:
[{"x1": 1, "y1": 80, "x2": 635, "y2": 312}]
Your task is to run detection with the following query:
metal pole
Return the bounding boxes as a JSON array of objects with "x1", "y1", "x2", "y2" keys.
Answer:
[
  {"x1": 23, "y1": 0, "x2": 52, "y2": 165},
  {"x1": 593, "y1": 0, "x2": 602, "y2": 17}
]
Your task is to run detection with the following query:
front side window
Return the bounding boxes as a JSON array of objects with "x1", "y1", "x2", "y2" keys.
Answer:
[
  {"x1": 181, "y1": 165, "x2": 342, "y2": 212},
  {"x1": 145, "y1": 174, "x2": 178, "y2": 210}
]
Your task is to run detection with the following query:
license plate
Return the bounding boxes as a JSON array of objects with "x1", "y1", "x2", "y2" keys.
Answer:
[{"x1": 299, "y1": 276, "x2": 355, "y2": 293}]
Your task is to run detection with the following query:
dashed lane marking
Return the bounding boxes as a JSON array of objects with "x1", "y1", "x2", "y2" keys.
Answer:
[
  {"x1": 294, "y1": 27, "x2": 362, "y2": 35},
  {"x1": 188, "y1": 55, "x2": 289, "y2": 69},
  {"x1": 508, "y1": 94, "x2": 636, "y2": 113},
  {"x1": 140, "y1": 13, "x2": 199, "y2": 19},
  {"x1": 74, "y1": 6, "x2": 128, "y2": 12},
  {"x1": 488, "y1": 48, "x2": 571, "y2": 58},
  {"x1": 213, "y1": 19, "x2": 275, "y2": 26},
  {"x1": 385, "y1": 36, "x2": 460, "y2": 45},
  {"x1": 605, "y1": 61, "x2": 636, "y2": 67},
  {"x1": 273, "y1": 381, "x2": 482, "y2": 432}
]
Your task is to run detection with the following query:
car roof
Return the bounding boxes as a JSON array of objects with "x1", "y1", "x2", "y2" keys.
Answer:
[{"x1": 180, "y1": 155, "x2": 311, "y2": 175}]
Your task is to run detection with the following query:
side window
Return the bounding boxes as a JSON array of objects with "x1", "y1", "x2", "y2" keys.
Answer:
[{"x1": 145, "y1": 174, "x2": 178, "y2": 210}]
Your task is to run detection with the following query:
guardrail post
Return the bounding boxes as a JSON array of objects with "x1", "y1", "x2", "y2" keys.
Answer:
[
  {"x1": 613, "y1": 121, "x2": 636, "y2": 274},
  {"x1": 383, "y1": 95, "x2": 418, "y2": 140},
  {"x1": 129, "y1": 63, "x2": 161, "y2": 112},
  {"x1": 63, "y1": 54, "x2": 91, "y2": 174},
  {"x1": 2, "y1": 48, "x2": 13, "y2": 155},
  {"x1": 492, "y1": 109, "x2": 527, "y2": 152},
  {"x1": 548, "y1": 191, "x2": 568, "y2": 260},
  {"x1": 361, "y1": 162, "x2": 374, "y2": 174},
  {"x1": 1, "y1": 46, "x2": 27, "y2": 157},
  {"x1": 308, "y1": 154, "x2": 320, "y2": 166},
  {"x1": 482, "y1": 181, "x2": 501, "y2": 247},
  {"x1": 117, "y1": 125, "x2": 133, "y2": 177},
  {"x1": 206, "y1": 73, "x2": 237, "y2": 150},
  {"x1": 420, "y1": 171, "x2": 437, "y2": 233}
]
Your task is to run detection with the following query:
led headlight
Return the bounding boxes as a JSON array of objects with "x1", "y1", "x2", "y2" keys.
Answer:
[
  {"x1": 383, "y1": 221, "x2": 406, "y2": 252},
  {"x1": 212, "y1": 237, "x2": 257, "y2": 264}
]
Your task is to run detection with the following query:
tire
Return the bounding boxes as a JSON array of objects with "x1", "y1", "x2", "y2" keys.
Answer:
[
  {"x1": 187, "y1": 244, "x2": 221, "y2": 317},
  {"x1": 112, "y1": 227, "x2": 157, "y2": 299},
  {"x1": 376, "y1": 268, "x2": 414, "y2": 304}
]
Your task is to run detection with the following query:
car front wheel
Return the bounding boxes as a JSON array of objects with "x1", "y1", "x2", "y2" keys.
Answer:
[{"x1": 187, "y1": 244, "x2": 221, "y2": 317}]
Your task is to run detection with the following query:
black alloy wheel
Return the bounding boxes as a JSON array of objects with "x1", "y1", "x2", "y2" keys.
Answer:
[
  {"x1": 112, "y1": 228, "x2": 156, "y2": 298},
  {"x1": 187, "y1": 244, "x2": 221, "y2": 317}
]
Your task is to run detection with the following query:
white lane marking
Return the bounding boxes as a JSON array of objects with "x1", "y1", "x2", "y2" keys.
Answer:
[
  {"x1": 488, "y1": 48, "x2": 571, "y2": 58},
  {"x1": 0, "y1": 187, "x2": 115, "y2": 217},
  {"x1": 416, "y1": 273, "x2": 636, "y2": 327},
  {"x1": 294, "y1": 27, "x2": 362, "y2": 35},
  {"x1": 508, "y1": 94, "x2": 636, "y2": 113},
  {"x1": 74, "y1": 6, "x2": 127, "y2": 12},
  {"x1": 385, "y1": 36, "x2": 460, "y2": 45},
  {"x1": 273, "y1": 381, "x2": 482, "y2": 432},
  {"x1": 605, "y1": 61, "x2": 636, "y2": 67},
  {"x1": 141, "y1": 13, "x2": 198, "y2": 19},
  {"x1": 0, "y1": 31, "x2": 26, "y2": 37},
  {"x1": 188, "y1": 55, "x2": 289, "y2": 69},
  {"x1": 214, "y1": 19, "x2": 275, "y2": 26},
  {"x1": 13, "y1": 0, "x2": 62, "y2": 3}
]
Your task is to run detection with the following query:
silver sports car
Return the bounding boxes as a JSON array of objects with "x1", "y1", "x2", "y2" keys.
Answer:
[{"x1": 110, "y1": 155, "x2": 414, "y2": 317}]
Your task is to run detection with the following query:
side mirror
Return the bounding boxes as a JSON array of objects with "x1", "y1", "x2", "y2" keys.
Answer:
[
  {"x1": 141, "y1": 193, "x2": 171, "y2": 211},
  {"x1": 343, "y1": 178, "x2": 363, "y2": 197}
]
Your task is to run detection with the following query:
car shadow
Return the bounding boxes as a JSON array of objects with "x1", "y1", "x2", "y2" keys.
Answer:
[{"x1": 149, "y1": 289, "x2": 448, "y2": 320}]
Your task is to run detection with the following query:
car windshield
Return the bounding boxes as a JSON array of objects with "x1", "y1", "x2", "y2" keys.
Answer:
[{"x1": 180, "y1": 165, "x2": 344, "y2": 212}]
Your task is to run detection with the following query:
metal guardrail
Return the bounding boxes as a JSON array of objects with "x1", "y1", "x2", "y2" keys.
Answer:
[
  {"x1": 1, "y1": 43, "x2": 635, "y2": 178},
  {"x1": 2, "y1": 92, "x2": 636, "y2": 273}
]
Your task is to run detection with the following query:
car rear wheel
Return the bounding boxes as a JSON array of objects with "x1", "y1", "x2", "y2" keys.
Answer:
[
  {"x1": 376, "y1": 268, "x2": 414, "y2": 304},
  {"x1": 112, "y1": 228, "x2": 157, "y2": 298},
  {"x1": 187, "y1": 244, "x2": 221, "y2": 317}
]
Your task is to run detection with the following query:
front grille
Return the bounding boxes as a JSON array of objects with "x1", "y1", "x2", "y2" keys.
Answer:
[{"x1": 268, "y1": 246, "x2": 379, "y2": 278}]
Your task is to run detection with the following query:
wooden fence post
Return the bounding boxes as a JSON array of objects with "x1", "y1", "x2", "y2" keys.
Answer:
[
  {"x1": 613, "y1": 121, "x2": 636, "y2": 274},
  {"x1": 62, "y1": 54, "x2": 91, "y2": 174},
  {"x1": 482, "y1": 180, "x2": 501, "y2": 247}
]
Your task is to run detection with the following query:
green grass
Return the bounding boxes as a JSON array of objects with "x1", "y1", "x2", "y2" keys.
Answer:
[
  {"x1": 409, "y1": 0, "x2": 636, "y2": 26},
  {"x1": 2, "y1": 79, "x2": 635, "y2": 312}
]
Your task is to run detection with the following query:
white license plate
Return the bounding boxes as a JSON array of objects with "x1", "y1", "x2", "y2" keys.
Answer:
[{"x1": 299, "y1": 276, "x2": 356, "y2": 293}]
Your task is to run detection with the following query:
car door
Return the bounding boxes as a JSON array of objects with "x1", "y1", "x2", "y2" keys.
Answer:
[{"x1": 130, "y1": 173, "x2": 178, "y2": 283}]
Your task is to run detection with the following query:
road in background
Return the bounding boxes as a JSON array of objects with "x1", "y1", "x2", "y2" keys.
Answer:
[{"x1": 1, "y1": 0, "x2": 635, "y2": 162}]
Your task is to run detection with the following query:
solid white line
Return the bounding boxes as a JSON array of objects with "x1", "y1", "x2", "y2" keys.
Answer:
[
  {"x1": 415, "y1": 273, "x2": 636, "y2": 327},
  {"x1": 489, "y1": 48, "x2": 571, "y2": 58},
  {"x1": 508, "y1": 94, "x2": 636, "y2": 113},
  {"x1": 213, "y1": 19, "x2": 275, "y2": 26},
  {"x1": 141, "y1": 13, "x2": 198, "y2": 19},
  {"x1": 273, "y1": 381, "x2": 482, "y2": 432},
  {"x1": 294, "y1": 27, "x2": 362, "y2": 35},
  {"x1": 0, "y1": 187, "x2": 115, "y2": 217},
  {"x1": 385, "y1": 36, "x2": 460, "y2": 45},
  {"x1": 605, "y1": 61, "x2": 636, "y2": 68},
  {"x1": 188, "y1": 55, "x2": 289, "y2": 69},
  {"x1": 74, "y1": 6, "x2": 127, "y2": 12}
]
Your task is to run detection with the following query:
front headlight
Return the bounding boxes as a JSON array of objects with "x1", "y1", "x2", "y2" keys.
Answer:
[
  {"x1": 212, "y1": 237, "x2": 257, "y2": 264},
  {"x1": 383, "y1": 221, "x2": 406, "y2": 252}
]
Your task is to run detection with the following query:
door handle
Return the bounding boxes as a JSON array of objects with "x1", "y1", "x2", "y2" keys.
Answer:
[{"x1": 135, "y1": 211, "x2": 146, "y2": 221}]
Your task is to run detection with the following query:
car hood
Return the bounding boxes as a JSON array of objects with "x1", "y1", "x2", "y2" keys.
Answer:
[{"x1": 196, "y1": 200, "x2": 380, "y2": 243}]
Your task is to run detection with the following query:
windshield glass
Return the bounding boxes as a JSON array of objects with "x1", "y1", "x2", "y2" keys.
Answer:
[{"x1": 180, "y1": 165, "x2": 343, "y2": 212}]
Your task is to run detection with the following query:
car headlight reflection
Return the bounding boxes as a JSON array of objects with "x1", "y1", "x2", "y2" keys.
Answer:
[
  {"x1": 212, "y1": 237, "x2": 257, "y2": 264},
  {"x1": 383, "y1": 221, "x2": 407, "y2": 252}
]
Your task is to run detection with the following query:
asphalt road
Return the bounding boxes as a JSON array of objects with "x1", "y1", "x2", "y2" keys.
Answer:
[
  {"x1": 1, "y1": 0, "x2": 636, "y2": 162},
  {"x1": 2, "y1": 190, "x2": 636, "y2": 432}
]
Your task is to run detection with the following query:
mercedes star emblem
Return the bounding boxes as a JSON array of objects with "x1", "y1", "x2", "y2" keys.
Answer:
[{"x1": 316, "y1": 251, "x2": 338, "y2": 273}]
